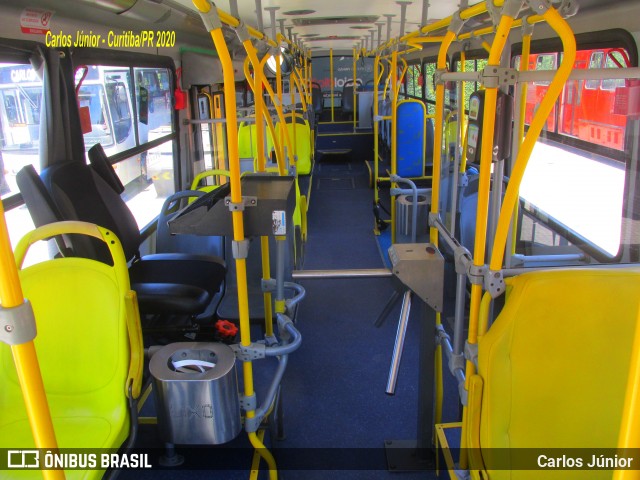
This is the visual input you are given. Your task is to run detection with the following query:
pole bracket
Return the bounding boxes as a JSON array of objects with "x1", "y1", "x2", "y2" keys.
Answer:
[
  {"x1": 502, "y1": 0, "x2": 525, "y2": 19},
  {"x1": 434, "y1": 68, "x2": 448, "y2": 86},
  {"x1": 448, "y1": 10, "x2": 466, "y2": 36},
  {"x1": 467, "y1": 263, "x2": 486, "y2": 286},
  {"x1": 521, "y1": 15, "x2": 535, "y2": 36},
  {"x1": 232, "y1": 239, "x2": 251, "y2": 260},
  {"x1": 464, "y1": 341, "x2": 478, "y2": 370},
  {"x1": 479, "y1": 66, "x2": 518, "y2": 88},
  {"x1": 559, "y1": 0, "x2": 579, "y2": 18},
  {"x1": 234, "y1": 21, "x2": 251, "y2": 43},
  {"x1": 0, "y1": 300, "x2": 37, "y2": 346},
  {"x1": 225, "y1": 196, "x2": 258, "y2": 212},
  {"x1": 526, "y1": 0, "x2": 552, "y2": 15},
  {"x1": 230, "y1": 342, "x2": 266, "y2": 361},
  {"x1": 239, "y1": 393, "x2": 257, "y2": 412},
  {"x1": 199, "y1": 1, "x2": 222, "y2": 31},
  {"x1": 484, "y1": 269, "x2": 506, "y2": 298}
]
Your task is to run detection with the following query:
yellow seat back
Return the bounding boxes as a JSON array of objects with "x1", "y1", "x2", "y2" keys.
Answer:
[
  {"x1": 238, "y1": 121, "x2": 275, "y2": 161},
  {"x1": 190, "y1": 169, "x2": 231, "y2": 195},
  {"x1": 469, "y1": 267, "x2": 640, "y2": 479},
  {"x1": 276, "y1": 118, "x2": 312, "y2": 175},
  {"x1": 0, "y1": 221, "x2": 142, "y2": 477}
]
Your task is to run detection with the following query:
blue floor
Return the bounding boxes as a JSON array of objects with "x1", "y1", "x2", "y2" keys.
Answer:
[{"x1": 125, "y1": 155, "x2": 460, "y2": 479}]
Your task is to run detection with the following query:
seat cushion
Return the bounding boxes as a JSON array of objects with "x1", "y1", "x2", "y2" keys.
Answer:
[
  {"x1": 129, "y1": 254, "x2": 226, "y2": 314},
  {"x1": 132, "y1": 282, "x2": 211, "y2": 314}
]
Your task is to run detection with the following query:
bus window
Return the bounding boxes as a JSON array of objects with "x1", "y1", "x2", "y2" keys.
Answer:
[
  {"x1": 0, "y1": 63, "x2": 42, "y2": 200},
  {"x1": 105, "y1": 81, "x2": 133, "y2": 144},
  {"x1": 454, "y1": 56, "x2": 488, "y2": 113},
  {"x1": 516, "y1": 45, "x2": 634, "y2": 258},
  {"x1": 601, "y1": 51, "x2": 627, "y2": 90},
  {"x1": 4, "y1": 94, "x2": 18, "y2": 124},
  {"x1": 76, "y1": 64, "x2": 175, "y2": 229},
  {"x1": 405, "y1": 64, "x2": 423, "y2": 99},
  {"x1": 78, "y1": 84, "x2": 113, "y2": 148},
  {"x1": 423, "y1": 60, "x2": 437, "y2": 115},
  {"x1": 585, "y1": 51, "x2": 604, "y2": 89},
  {"x1": 0, "y1": 62, "x2": 44, "y2": 264}
]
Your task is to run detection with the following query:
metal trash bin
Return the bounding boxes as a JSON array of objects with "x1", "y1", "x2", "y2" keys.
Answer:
[
  {"x1": 150, "y1": 342, "x2": 241, "y2": 445},
  {"x1": 396, "y1": 192, "x2": 430, "y2": 243}
]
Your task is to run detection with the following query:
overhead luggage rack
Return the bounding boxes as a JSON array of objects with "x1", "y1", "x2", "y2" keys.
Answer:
[{"x1": 169, "y1": 175, "x2": 296, "y2": 238}]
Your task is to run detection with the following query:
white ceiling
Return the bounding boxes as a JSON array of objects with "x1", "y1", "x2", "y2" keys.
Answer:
[{"x1": 171, "y1": 0, "x2": 469, "y2": 51}]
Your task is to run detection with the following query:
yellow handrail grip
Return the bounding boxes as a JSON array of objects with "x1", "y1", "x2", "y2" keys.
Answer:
[
  {"x1": 190, "y1": 169, "x2": 231, "y2": 190},
  {"x1": 390, "y1": 49, "x2": 398, "y2": 243},
  {"x1": 429, "y1": 30, "x2": 456, "y2": 245},
  {"x1": 353, "y1": 49, "x2": 357, "y2": 131},
  {"x1": 330, "y1": 48, "x2": 335, "y2": 122},
  {"x1": 477, "y1": 291, "x2": 492, "y2": 340},
  {"x1": 489, "y1": 7, "x2": 576, "y2": 272},
  {"x1": 613, "y1": 308, "x2": 640, "y2": 480},
  {"x1": 460, "y1": 50, "x2": 468, "y2": 173},
  {"x1": 191, "y1": 0, "x2": 277, "y2": 48},
  {"x1": 1, "y1": 204, "x2": 62, "y2": 474},
  {"x1": 125, "y1": 290, "x2": 144, "y2": 399},
  {"x1": 510, "y1": 32, "x2": 532, "y2": 256}
]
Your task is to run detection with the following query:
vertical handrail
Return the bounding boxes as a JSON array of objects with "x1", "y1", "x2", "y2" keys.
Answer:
[
  {"x1": 428, "y1": 22, "x2": 458, "y2": 441},
  {"x1": 613, "y1": 306, "x2": 640, "y2": 480},
  {"x1": 460, "y1": 5, "x2": 515, "y2": 469},
  {"x1": 390, "y1": 49, "x2": 399, "y2": 243},
  {"x1": 488, "y1": 6, "x2": 576, "y2": 272},
  {"x1": 0, "y1": 204, "x2": 64, "y2": 480},
  {"x1": 191, "y1": 1, "x2": 277, "y2": 477},
  {"x1": 508, "y1": 26, "x2": 532, "y2": 260},
  {"x1": 353, "y1": 49, "x2": 358, "y2": 131},
  {"x1": 459, "y1": 50, "x2": 468, "y2": 174},
  {"x1": 241, "y1": 50, "x2": 275, "y2": 341},
  {"x1": 330, "y1": 48, "x2": 335, "y2": 122},
  {"x1": 373, "y1": 54, "x2": 383, "y2": 232}
]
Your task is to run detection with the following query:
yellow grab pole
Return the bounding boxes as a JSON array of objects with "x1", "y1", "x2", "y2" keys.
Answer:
[
  {"x1": 330, "y1": 48, "x2": 335, "y2": 122},
  {"x1": 353, "y1": 50, "x2": 357, "y2": 131},
  {"x1": 373, "y1": 54, "x2": 383, "y2": 231},
  {"x1": 390, "y1": 49, "x2": 398, "y2": 244},
  {"x1": 429, "y1": 30, "x2": 456, "y2": 245},
  {"x1": 276, "y1": 55, "x2": 286, "y2": 166},
  {"x1": 192, "y1": 2, "x2": 277, "y2": 476},
  {"x1": 460, "y1": 50, "x2": 468, "y2": 173},
  {"x1": 242, "y1": 52, "x2": 275, "y2": 339},
  {"x1": 0, "y1": 202, "x2": 64, "y2": 480},
  {"x1": 382, "y1": 58, "x2": 393, "y2": 100},
  {"x1": 291, "y1": 68, "x2": 309, "y2": 113},
  {"x1": 488, "y1": 7, "x2": 576, "y2": 273},
  {"x1": 427, "y1": 25, "x2": 457, "y2": 441},
  {"x1": 510, "y1": 28, "x2": 531, "y2": 256},
  {"x1": 460, "y1": 10, "x2": 515, "y2": 470},
  {"x1": 613, "y1": 306, "x2": 640, "y2": 480},
  {"x1": 256, "y1": 57, "x2": 288, "y2": 174}
]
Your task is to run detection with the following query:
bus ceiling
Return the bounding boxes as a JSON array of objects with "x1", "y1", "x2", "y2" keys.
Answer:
[{"x1": 5, "y1": 0, "x2": 639, "y2": 57}]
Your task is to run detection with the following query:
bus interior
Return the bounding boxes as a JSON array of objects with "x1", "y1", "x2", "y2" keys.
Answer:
[{"x1": 0, "y1": 0, "x2": 639, "y2": 479}]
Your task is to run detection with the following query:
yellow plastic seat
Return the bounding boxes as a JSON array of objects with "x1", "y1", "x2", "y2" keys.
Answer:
[
  {"x1": 275, "y1": 116, "x2": 312, "y2": 175},
  {"x1": 466, "y1": 267, "x2": 640, "y2": 480},
  {"x1": 238, "y1": 121, "x2": 275, "y2": 163},
  {"x1": 190, "y1": 168, "x2": 231, "y2": 194},
  {"x1": 0, "y1": 221, "x2": 143, "y2": 479}
]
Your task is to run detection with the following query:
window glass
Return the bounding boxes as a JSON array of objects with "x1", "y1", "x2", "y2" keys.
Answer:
[
  {"x1": 0, "y1": 62, "x2": 47, "y2": 266},
  {"x1": 406, "y1": 64, "x2": 423, "y2": 98},
  {"x1": 454, "y1": 58, "x2": 487, "y2": 112},
  {"x1": 77, "y1": 64, "x2": 175, "y2": 228},
  {"x1": 517, "y1": 46, "x2": 634, "y2": 258},
  {"x1": 601, "y1": 51, "x2": 627, "y2": 90},
  {"x1": 585, "y1": 51, "x2": 604, "y2": 89},
  {"x1": 0, "y1": 63, "x2": 42, "y2": 200}
]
